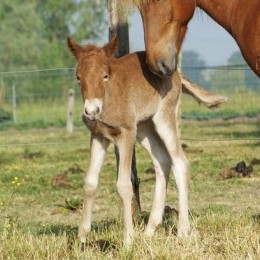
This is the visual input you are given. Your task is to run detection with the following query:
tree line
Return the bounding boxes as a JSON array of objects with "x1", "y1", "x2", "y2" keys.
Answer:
[
  {"x1": 182, "y1": 50, "x2": 259, "y2": 91},
  {"x1": 0, "y1": 0, "x2": 107, "y2": 100},
  {"x1": 0, "y1": 0, "x2": 106, "y2": 72}
]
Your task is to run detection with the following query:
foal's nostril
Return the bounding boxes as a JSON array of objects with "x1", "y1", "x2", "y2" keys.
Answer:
[
  {"x1": 84, "y1": 106, "x2": 101, "y2": 118},
  {"x1": 84, "y1": 108, "x2": 89, "y2": 115}
]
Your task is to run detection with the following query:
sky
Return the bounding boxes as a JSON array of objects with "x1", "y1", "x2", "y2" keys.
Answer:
[{"x1": 129, "y1": 8, "x2": 240, "y2": 66}]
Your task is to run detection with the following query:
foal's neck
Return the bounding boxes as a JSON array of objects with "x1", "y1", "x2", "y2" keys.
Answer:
[{"x1": 197, "y1": 0, "x2": 234, "y2": 34}]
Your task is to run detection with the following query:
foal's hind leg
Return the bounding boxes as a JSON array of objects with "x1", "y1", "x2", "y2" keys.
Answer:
[
  {"x1": 137, "y1": 121, "x2": 172, "y2": 237},
  {"x1": 153, "y1": 110, "x2": 190, "y2": 237},
  {"x1": 78, "y1": 134, "x2": 109, "y2": 243}
]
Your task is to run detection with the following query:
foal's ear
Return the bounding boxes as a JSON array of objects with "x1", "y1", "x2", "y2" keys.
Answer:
[
  {"x1": 103, "y1": 36, "x2": 118, "y2": 57},
  {"x1": 67, "y1": 37, "x2": 82, "y2": 59}
]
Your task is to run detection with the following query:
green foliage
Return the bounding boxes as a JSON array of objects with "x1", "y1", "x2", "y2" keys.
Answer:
[
  {"x1": 229, "y1": 51, "x2": 260, "y2": 90},
  {"x1": 182, "y1": 50, "x2": 259, "y2": 92},
  {"x1": 208, "y1": 51, "x2": 260, "y2": 91},
  {"x1": 0, "y1": 0, "x2": 106, "y2": 71},
  {"x1": 182, "y1": 50, "x2": 209, "y2": 88},
  {"x1": 0, "y1": 1, "x2": 45, "y2": 71},
  {"x1": 0, "y1": 0, "x2": 107, "y2": 111}
]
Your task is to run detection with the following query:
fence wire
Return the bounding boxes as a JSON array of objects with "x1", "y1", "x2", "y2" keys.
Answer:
[{"x1": 0, "y1": 65, "x2": 259, "y2": 144}]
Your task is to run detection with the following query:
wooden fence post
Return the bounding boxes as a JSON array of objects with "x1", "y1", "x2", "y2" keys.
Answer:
[
  {"x1": 66, "y1": 88, "x2": 75, "y2": 133},
  {"x1": 12, "y1": 84, "x2": 17, "y2": 123},
  {"x1": 108, "y1": 0, "x2": 141, "y2": 214},
  {"x1": 0, "y1": 80, "x2": 4, "y2": 109}
]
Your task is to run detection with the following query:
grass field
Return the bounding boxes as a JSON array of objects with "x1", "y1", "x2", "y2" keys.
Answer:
[
  {"x1": 1, "y1": 86, "x2": 260, "y2": 130},
  {"x1": 0, "y1": 118, "x2": 260, "y2": 259}
]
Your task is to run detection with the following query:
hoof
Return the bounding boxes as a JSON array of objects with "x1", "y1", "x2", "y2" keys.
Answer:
[
  {"x1": 177, "y1": 225, "x2": 190, "y2": 238},
  {"x1": 144, "y1": 227, "x2": 155, "y2": 237},
  {"x1": 78, "y1": 225, "x2": 91, "y2": 244}
]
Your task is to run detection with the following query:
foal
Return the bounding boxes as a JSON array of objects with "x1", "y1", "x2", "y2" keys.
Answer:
[{"x1": 67, "y1": 36, "x2": 222, "y2": 246}]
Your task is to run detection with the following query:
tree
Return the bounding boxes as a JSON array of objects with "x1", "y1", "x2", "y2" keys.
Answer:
[
  {"x1": 36, "y1": 0, "x2": 106, "y2": 68},
  {"x1": 228, "y1": 51, "x2": 259, "y2": 90},
  {"x1": 225, "y1": 51, "x2": 245, "y2": 89},
  {"x1": 182, "y1": 50, "x2": 209, "y2": 88},
  {"x1": 0, "y1": 0, "x2": 107, "y2": 71},
  {"x1": 0, "y1": 0, "x2": 107, "y2": 98},
  {"x1": 208, "y1": 52, "x2": 246, "y2": 91},
  {"x1": 0, "y1": 1, "x2": 45, "y2": 71}
]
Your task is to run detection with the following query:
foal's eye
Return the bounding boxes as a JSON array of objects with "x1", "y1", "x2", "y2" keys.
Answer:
[{"x1": 103, "y1": 74, "x2": 109, "y2": 81}]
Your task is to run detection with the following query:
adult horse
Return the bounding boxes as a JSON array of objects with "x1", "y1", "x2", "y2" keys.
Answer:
[{"x1": 128, "y1": 0, "x2": 260, "y2": 77}]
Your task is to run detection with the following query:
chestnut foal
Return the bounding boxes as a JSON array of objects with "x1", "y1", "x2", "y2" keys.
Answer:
[{"x1": 67, "y1": 36, "x2": 225, "y2": 246}]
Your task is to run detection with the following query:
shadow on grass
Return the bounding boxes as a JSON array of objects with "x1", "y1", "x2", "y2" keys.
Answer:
[
  {"x1": 252, "y1": 213, "x2": 260, "y2": 224},
  {"x1": 81, "y1": 239, "x2": 117, "y2": 253},
  {"x1": 136, "y1": 206, "x2": 179, "y2": 236},
  {"x1": 36, "y1": 224, "x2": 78, "y2": 237},
  {"x1": 36, "y1": 220, "x2": 119, "y2": 253},
  {"x1": 36, "y1": 219, "x2": 118, "y2": 236},
  {"x1": 34, "y1": 209, "x2": 180, "y2": 253}
]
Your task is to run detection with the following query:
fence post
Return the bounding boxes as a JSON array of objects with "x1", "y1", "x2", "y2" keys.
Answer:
[
  {"x1": 108, "y1": 0, "x2": 141, "y2": 214},
  {"x1": 0, "y1": 80, "x2": 4, "y2": 109},
  {"x1": 66, "y1": 88, "x2": 74, "y2": 133},
  {"x1": 12, "y1": 84, "x2": 17, "y2": 123}
]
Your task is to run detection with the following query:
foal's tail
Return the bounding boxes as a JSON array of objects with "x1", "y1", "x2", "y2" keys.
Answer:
[{"x1": 181, "y1": 74, "x2": 228, "y2": 109}]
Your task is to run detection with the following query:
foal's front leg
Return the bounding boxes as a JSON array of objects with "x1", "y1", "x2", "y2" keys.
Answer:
[
  {"x1": 78, "y1": 135, "x2": 109, "y2": 243},
  {"x1": 116, "y1": 130, "x2": 135, "y2": 247}
]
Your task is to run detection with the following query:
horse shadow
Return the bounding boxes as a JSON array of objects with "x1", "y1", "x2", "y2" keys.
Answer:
[
  {"x1": 34, "y1": 209, "x2": 179, "y2": 253},
  {"x1": 36, "y1": 220, "x2": 118, "y2": 253}
]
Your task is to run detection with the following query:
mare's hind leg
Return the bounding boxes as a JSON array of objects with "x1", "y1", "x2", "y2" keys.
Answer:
[
  {"x1": 137, "y1": 120, "x2": 172, "y2": 237},
  {"x1": 153, "y1": 109, "x2": 190, "y2": 237},
  {"x1": 78, "y1": 134, "x2": 109, "y2": 243}
]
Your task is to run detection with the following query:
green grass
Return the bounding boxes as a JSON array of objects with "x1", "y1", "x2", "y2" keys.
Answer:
[
  {"x1": 1, "y1": 87, "x2": 260, "y2": 130},
  {"x1": 182, "y1": 88, "x2": 260, "y2": 119},
  {"x1": 0, "y1": 119, "x2": 260, "y2": 259}
]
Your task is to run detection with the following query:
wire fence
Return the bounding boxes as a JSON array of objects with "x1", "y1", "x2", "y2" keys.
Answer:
[
  {"x1": 0, "y1": 65, "x2": 259, "y2": 129},
  {"x1": 1, "y1": 137, "x2": 260, "y2": 149}
]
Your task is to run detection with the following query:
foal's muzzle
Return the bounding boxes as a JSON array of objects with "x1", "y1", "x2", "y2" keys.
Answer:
[{"x1": 83, "y1": 99, "x2": 102, "y2": 121}]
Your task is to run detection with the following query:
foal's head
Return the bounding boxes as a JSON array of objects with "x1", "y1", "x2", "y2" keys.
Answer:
[
  {"x1": 67, "y1": 37, "x2": 118, "y2": 121},
  {"x1": 136, "y1": 0, "x2": 195, "y2": 77}
]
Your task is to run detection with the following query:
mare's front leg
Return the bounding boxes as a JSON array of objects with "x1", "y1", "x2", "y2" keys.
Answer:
[
  {"x1": 116, "y1": 129, "x2": 136, "y2": 247},
  {"x1": 153, "y1": 107, "x2": 190, "y2": 237},
  {"x1": 78, "y1": 134, "x2": 109, "y2": 243}
]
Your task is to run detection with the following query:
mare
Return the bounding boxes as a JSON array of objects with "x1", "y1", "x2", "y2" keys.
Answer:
[
  {"x1": 67, "y1": 36, "x2": 226, "y2": 246},
  {"x1": 129, "y1": 0, "x2": 260, "y2": 77}
]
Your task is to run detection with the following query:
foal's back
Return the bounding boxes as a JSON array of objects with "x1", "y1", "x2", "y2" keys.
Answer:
[{"x1": 101, "y1": 51, "x2": 182, "y2": 126}]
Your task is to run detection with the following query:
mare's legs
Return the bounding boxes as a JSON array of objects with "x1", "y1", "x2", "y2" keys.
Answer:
[
  {"x1": 153, "y1": 109, "x2": 190, "y2": 237},
  {"x1": 78, "y1": 134, "x2": 109, "y2": 243},
  {"x1": 137, "y1": 120, "x2": 172, "y2": 237},
  {"x1": 116, "y1": 129, "x2": 136, "y2": 246}
]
